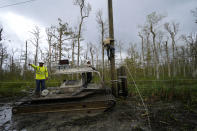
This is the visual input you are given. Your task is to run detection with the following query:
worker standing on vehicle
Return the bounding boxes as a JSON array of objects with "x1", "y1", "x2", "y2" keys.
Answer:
[
  {"x1": 86, "y1": 61, "x2": 93, "y2": 84},
  {"x1": 83, "y1": 61, "x2": 96, "y2": 87},
  {"x1": 29, "y1": 61, "x2": 48, "y2": 97}
]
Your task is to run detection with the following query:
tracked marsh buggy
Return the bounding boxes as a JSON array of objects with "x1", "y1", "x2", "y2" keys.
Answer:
[{"x1": 12, "y1": 66, "x2": 115, "y2": 115}]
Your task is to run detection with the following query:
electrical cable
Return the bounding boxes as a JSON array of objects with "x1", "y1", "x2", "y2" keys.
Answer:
[
  {"x1": 0, "y1": 0, "x2": 36, "y2": 9},
  {"x1": 125, "y1": 64, "x2": 152, "y2": 130}
]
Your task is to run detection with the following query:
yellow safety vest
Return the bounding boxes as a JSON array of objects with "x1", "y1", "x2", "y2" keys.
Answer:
[{"x1": 31, "y1": 64, "x2": 48, "y2": 80}]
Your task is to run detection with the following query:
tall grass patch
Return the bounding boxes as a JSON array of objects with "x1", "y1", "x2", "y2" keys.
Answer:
[{"x1": 127, "y1": 80, "x2": 197, "y2": 103}]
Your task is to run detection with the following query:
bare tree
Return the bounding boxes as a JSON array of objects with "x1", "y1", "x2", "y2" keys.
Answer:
[
  {"x1": 180, "y1": 46, "x2": 186, "y2": 77},
  {"x1": 164, "y1": 40, "x2": 171, "y2": 77},
  {"x1": 0, "y1": 44, "x2": 8, "y2": 71},
  {"x1": 30, "y1": 26, "x2": 41, "y2": 65},
  {"x1": 143, "y1": 27, "x2": 152, "y2": 76},
  {"x1": 157, "y1": 31, "x2": 165, "y2": 78},
  {"x1": 52, "y1": 42, "x2": 58, "y2": 62},
  {"x1": 52, "y1": 18, "x2": 73, "y2": 62},
  {"x1": 147, "y1": 12, "x2": 165, "y2": 79},
  {"x1": 138, "y1": 32, "x2": 146, "y2": 77},
  {"x1": 96, "y1": 9, "x2": 108, "y2": 79},
  {"x1": 181, "y1": 33, "x2": 197, "y2": 74},
  {"x1": 71, "y1": 40, "x2": 76, "y2": 66},
  {"x1": 74, "y1": 0, "x2": 91, "y2": 66},
  {"x1": 164, "y1": 22, "x2": 179, "y2": 77},
  {"x1": 0, "y1": 27, "x2": 8, "y2": 71},
  {"x1": 46, "y1": 27, "x2": 55, "y2": 72},
  {"x1": 71, "y1": 39, "x2": 77, "y2": 66},
  {"x1": 71, "y1": 27, "x2": 78, "y2": 67},
  {"x1": 9, "y1": 48, "x2": 18, "y2": 72},
  {"x1": 24, "y1": 41, "x2": 28, "y2": 71}
]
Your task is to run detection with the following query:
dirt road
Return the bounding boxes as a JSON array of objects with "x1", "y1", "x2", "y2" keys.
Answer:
[{"x1": 0, "y1": 98, "x2": 197, "y2": 131}]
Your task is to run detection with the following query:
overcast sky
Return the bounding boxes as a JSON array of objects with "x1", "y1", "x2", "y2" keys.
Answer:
[{"x1": 0, "y1": 0, "x2": 197, "y2": 58}]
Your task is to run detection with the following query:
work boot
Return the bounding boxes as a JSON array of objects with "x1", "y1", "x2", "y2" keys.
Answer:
[{"x1": 33, "y1": 92, "x2": 40, "y2": 98}]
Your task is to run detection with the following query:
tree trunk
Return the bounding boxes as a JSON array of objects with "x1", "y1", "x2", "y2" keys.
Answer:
[
  {"x1": 58, "y1": 29, "x2": 63, "y2": 62},
  {"x1": 101, "y1": 22, "x2": 105, "y2": 81},
  {"x1": 171, "y1": 35, "x2": 176, "y2": 77},
  {"x1": 146, "y1": 34, "x2": 151, "y2": 76},
  {"x1": 165, "y1": 41, "x2": 171, "y2": 78},
  {"x1": 48, "y1": 40, "x2": 52, "y2": 73},
  {"x1": 150, "y1": 24, "x2": 159, "y2": 79},
  {"x1": 72, "y1": 40, "x2": 75, "y2": 67},
  {"x1": 0, "y1": 48, "x2": 4, "y2": 70},
  {"x1": 23, "y1": 41, "x2": 28, "y2": 79},
  {"x1": 24, "y1": 41, "x2": 28, "y2": 71},
  {"x1": 77, "y1": 20, "x2": 83, "y2": 67},
  {"x1": 139, "y1": 33, "x2": 145, "y2": 77}
]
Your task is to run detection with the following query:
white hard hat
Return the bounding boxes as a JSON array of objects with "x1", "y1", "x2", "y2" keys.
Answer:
[
  {"x1": 41, "y1": 89, "x2": 49, "y2": 97},
  {"x1": 39, "y1": 61, "x2": 44, "y2": 64}
]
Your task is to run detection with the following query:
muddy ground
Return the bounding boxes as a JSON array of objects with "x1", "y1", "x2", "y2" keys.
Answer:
[{"x1": 0, "y1": 97, "x2": 197, "y2": 131}]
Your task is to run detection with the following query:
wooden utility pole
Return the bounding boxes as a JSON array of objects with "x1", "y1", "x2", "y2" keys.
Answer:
[{"x1": 108, "y1": 0, "x2": 117, "y2": 96}]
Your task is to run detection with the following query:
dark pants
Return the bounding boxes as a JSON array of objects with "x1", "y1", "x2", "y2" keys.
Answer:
[
  {"x1": 36, "y1": 79, "x2": 45, "y2": 93},
  {"x1": 87, "y1": 72, "x2": 92, "y2": 83},
  {"x1": 83, "y1": 72, "x2": 92, "y2": 88}
]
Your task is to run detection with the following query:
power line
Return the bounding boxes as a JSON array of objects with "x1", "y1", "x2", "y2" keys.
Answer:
[{"x1": 0, "y1": 0, "x2": 36, "y2": 9}]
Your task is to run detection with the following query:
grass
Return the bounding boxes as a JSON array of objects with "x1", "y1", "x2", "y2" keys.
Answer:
[
  {"x1": 0, "y1": 72, "x2": 101, "y2": 97},
  {"x1": 0, "y1": 80, "x2": 61, "y2": 97},
  {"x1": 0, "y1": 72, "x2": 197, "y2": 104},
  {"x1": 0, "y1": 82, "x2": 28, "y2": 97},
  {"x1": 128, "y1": 80, "x2": 197, "y2": 104}
]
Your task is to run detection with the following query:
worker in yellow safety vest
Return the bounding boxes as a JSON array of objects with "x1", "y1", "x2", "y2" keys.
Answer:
[{"x1": 29, "y1": 61, "x2": 48, "y2": 97}]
